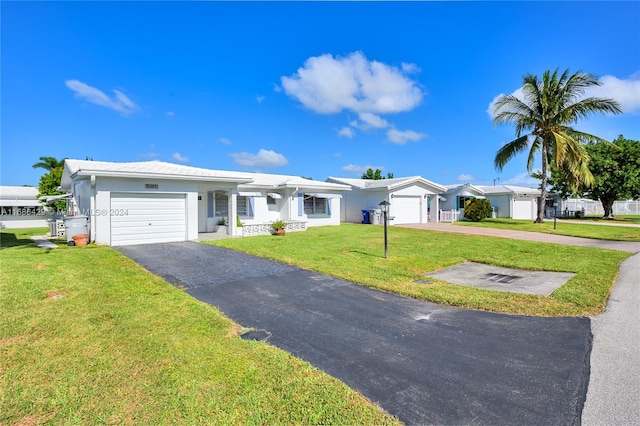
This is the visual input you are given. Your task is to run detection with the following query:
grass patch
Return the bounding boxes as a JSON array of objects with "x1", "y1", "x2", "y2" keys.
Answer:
[
  {"x1": 569, "y1": 214, "x2": 640, "y2": 225},
  {"x1": 0, "y1": 229, "x2": 399, "y2": 425},
  {"x1": 453, "y1": 218, "x2": 640, "y2": 241},
  {"x1": 208, "y1": 224, "x2": 630, "y2": 317}
]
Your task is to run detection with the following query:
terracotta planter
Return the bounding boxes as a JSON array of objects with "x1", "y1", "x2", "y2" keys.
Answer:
[
  {"x1": 274, "y1": 228, "x2": 285, "y2": 236},
  {"x1": 72, "y1": 233, "x2": 89, "y2": 246}
]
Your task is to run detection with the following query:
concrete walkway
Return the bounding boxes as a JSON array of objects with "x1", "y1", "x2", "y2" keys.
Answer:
[
  {"x1": 398, "y1": 222, "x2": 640, "y2": 253},
  {"x1": 401, "y1": 222, "x2": 640, "y2": 425},
  {"x1": 582, "y1": 252, "x2": 640, "y2": 426}
]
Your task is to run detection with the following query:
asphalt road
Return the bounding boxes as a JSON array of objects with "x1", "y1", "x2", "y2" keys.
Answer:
[{"x1": 118, "y1": 242, "x2": 592, "y2": 426}]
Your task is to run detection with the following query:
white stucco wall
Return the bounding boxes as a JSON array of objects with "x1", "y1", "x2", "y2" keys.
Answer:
[
  {"x1": 0, "y1": 215, "x2": 53, "y2": 229},
  {"x1": 486, "y1": 195, "x2": 510, "y2": 218},
  {"x1": 75, "y1": 177, "x2": 199, "y2": 245}
]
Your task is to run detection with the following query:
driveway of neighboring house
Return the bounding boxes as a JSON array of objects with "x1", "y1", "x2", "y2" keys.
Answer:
[
  {"x1": 118, "y1": 242, "x2": 591, "y2": 426},
  {"x1": 398, "y1": 222, "x2": 640, "y2": 253}
]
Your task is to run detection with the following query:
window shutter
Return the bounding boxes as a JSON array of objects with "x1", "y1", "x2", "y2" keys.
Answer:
[
  {"x1": 298, "y1": 193, "x2": 303, "y2": 216},
  {"x1": 327, "y1": 198, "x2": 331, "y2": 215},
  {"x1": 249, "y1": 197, "x2": 255, "y2": 216},
  {"x1": 207, "y1": 191, "x2": 213, "y2": 218}
]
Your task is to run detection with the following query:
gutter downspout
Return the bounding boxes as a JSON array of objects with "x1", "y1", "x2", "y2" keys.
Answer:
[{"x1": 90, "y1": 175, "x2": 96, "y2": 243}]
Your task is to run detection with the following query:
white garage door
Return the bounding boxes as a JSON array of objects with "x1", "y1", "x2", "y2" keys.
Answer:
[
  {"x1": 110, "y1": 193, "x2": 186, "y2": 246},
  {"x1": 391, "y1": 196, "x2": 422, "y2": 224},
  {"x1": 512, "y1": 199, "x2": 534, "y2": 220}
]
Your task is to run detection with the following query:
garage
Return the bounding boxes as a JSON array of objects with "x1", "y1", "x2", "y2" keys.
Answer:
[
  {"x1": 512, "y1": 199, "x2": 535, "y2": 220},
  {"x1": 110, "y1": 193, "x2": 187, "y2": 246},
  {"x1": 390, "y1": 196, "x2": 423, "y2": 224}
]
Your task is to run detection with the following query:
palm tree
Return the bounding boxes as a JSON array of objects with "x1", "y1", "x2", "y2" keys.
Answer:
[
  {"x1": 32, "y1": 156, "x2": 65, "y2": 171},
  {"x1": 493, "y1": 68, "x2": 621, "y2": 223}
]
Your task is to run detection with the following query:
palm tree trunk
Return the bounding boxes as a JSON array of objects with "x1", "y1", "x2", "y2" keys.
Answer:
[{"x1": 536, "y1": 144, "x2": 547, "y2": 223}]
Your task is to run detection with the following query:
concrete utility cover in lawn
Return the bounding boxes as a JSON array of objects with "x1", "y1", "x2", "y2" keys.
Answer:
[
  {"x1": 425, "y1": 262, "x2": 575, "y2": 296},
  {"x1": 118, "y1": 242, "x2": 591, "y2": 426}
]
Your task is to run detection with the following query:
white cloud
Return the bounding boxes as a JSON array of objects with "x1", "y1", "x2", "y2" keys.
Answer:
[
  {"x1": 386, "y1": 128, "x2": 425, "y2": 145},
  {"x1": 172, "y1": 152, "x2": 189, "y2": 163},
  {"x1": 401, "y1": 62, "x2": 420, "y2": 74},
  {"x1": 166, "y1": 111, "x2": 175, "y2": 117},
  {"x1": 587, "y1": 73, "x2": 640, "y2": 114},
  {"x1": 256, "y1": 95, "x2": 265, "y2": 103},
  {"x1": 342, "y1": 164, "x2": 384, "y2": 173},
  {"x1": 358, "y1": 112, "x2": 389, "y2": 129},
  {"x1": 65, "y1": 79, "x2": 138, "y2": 115},
  {"x1": 502, "y1": 172, "x2": 539, "y2": 186},
  {"x1": 230, "y1": 149, "x2": 288, "y2": 169},
  {"x1": 333, "y1": 152, "x2": 342, "y2": 158},
  {"x1": 487, "y1": 72, "x2": 640, "y2": 118},
  {"x1": 456, "y1": 174, "x2": 474, "y2": 182},
  {"x1": 338, "y1": 127, "x2": 356, "y2": 138},
  {"x1": 281, "y1": 51, "x2": 423, "y2": 115},
  {"x1": 218, "y1": 137, "x2": 232, "y2": 145}
]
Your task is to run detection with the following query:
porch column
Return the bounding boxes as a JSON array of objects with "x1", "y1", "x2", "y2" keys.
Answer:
[{"x1": 229, "y1": 190, "x2": 237, "y2": 236}]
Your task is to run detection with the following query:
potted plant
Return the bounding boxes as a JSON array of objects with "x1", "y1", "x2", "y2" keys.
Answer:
[
  {"x1": 213, "y1": 217, "x2": 228, "y2": 234},
  {"x1": 270, "y1": 219, "x2": 287, "y2": 236}
]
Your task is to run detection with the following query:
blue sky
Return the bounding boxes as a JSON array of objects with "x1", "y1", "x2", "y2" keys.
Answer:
[{"x1": 2, "y1": 1, "x2": 639, "y2": 188}]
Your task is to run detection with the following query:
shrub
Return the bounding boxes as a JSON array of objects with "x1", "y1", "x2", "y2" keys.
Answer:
[{"x1": 464, "y1": 198, "x2": 493, "y2": 222}]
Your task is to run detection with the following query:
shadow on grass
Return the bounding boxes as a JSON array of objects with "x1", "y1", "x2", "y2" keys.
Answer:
[
  {"x1": 0, "y1": 232, "x2": 65, "y2": 251},
  {"x1": 0, "y1": 232, "x2": 37, "y2": 249}
]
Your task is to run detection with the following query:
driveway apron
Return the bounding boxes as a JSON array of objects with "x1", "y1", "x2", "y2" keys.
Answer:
[{"x1": 118, "y1": 242, "x2": 592, "y2": 426}]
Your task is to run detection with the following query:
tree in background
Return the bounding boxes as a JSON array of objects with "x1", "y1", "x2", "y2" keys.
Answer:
[
  {"x1": 583, "y1": 135, "x2": 640, "y2": 219},
  {"x1": 493, "y1": 68, "x2": 621, "y2": 223},
  {"x1": 32, "y1": 156, "x2": 65, "y2": 171},
  {"x1": 361, "y1": 168, "x2": 394, "y2": 180},
  {"x1": 34, "y1": 156, "x2": 67, "y2": 212}
]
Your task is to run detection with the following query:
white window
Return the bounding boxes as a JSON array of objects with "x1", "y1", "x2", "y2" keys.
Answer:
[
  {"x1": 304, "y1": 196, "x2": 327, "y2": 215},
  {"x1": 267, "y1": 196, "x2": 277, "y2": 205},
  {"x1": 237, "y1": 196, "x2": 250, "y2": 216},
  {"x1": 458, "y1": 196, "x2": 473, "y2": 209},
  {"x1": 214, "y1": 192, "x2": 228, "y2": 217}
]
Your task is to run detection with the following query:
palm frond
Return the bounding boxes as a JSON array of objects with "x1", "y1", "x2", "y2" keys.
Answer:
[{"x1": 494, "y1": 135, "x2": 530, "y2": 171}]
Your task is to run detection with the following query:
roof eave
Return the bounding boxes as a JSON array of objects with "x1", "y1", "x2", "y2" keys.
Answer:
[{"x1": 71, "y1": 169, "x2": 253, "y2": 184}]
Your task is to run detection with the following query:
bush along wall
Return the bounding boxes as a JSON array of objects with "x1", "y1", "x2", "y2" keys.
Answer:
[{"x1": 464, "y1": 198, "x2": 493, "y2": 222}]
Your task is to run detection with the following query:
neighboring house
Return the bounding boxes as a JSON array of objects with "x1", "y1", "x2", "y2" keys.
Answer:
[
  {"x1": 440, "y1": 184, "x2": 541, "y2": 221},
  {"x1": 0, "y1": 186, "x2": 54, "y2": 228},
  {"x1": 60, "y1": 159, "x2": 349, "y2": 246},
  {"x1": 326, "y1": 176, "x2": 446, "y2": 224},
  {"x1": 545, "y1": 196, "x2": 640, "y2": 218}
]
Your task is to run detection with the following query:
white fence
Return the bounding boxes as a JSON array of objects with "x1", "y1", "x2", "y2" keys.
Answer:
[
  {"x1": 439, "y1": 210, "x2": 461, "y2": 223},
  {"x1": 560, "y1": 199, "x2": 640, "y2": 216}
]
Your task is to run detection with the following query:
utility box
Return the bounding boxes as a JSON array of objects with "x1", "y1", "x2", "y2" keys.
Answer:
[{"x1": 63, "y1": 215, "x2": 89, "y2": 245}]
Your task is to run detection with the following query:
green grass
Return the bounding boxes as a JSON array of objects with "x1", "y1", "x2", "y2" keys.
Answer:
[
  {"x1": 0, "y1": 228, "x2": 399, "y2": 425},
  {"x1": 569, "y1": 214, "x2": 640, "y2": 225},
  {"x1": 208, "y1": 224, "x2": 630, "y2": 317},
  {"x1": 453, "y1": 218, "x2": 640, "y2": 241}
]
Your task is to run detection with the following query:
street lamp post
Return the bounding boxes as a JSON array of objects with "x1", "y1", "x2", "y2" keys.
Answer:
[
  {"x1": 379, "y1": 200, "x2": 390, "y2": 258},
  {"x1": 553, "y1": 200, "x2": 558, "y2": 230}
]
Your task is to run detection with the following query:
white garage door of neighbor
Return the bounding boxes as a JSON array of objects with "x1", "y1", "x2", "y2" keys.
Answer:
[
  {"x1": 391, "y1": 196, "x2": 422, "y2": 224},
  {"x1": 110, "y1": 193, "x2": 187, "y2": 246},
  {"x1": 512, "y1": 199, "x2": 534, "y2": 220}
]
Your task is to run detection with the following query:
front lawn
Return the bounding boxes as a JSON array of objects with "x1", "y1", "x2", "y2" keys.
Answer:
[
  {"x1": 453, "y1": 218, "x2": 640, "y2": 241},
  {"x1": 209, "y1": 224, "x2": 630, "y2": 317},
  {"x1": 0, "y1": 228, "x2": 398, "y2": 425}
]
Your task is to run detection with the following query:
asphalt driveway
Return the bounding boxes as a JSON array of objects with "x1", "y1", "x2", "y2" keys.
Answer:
[{"x1": 118, "y1": 242, "x2": 592, "y2": 426}]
